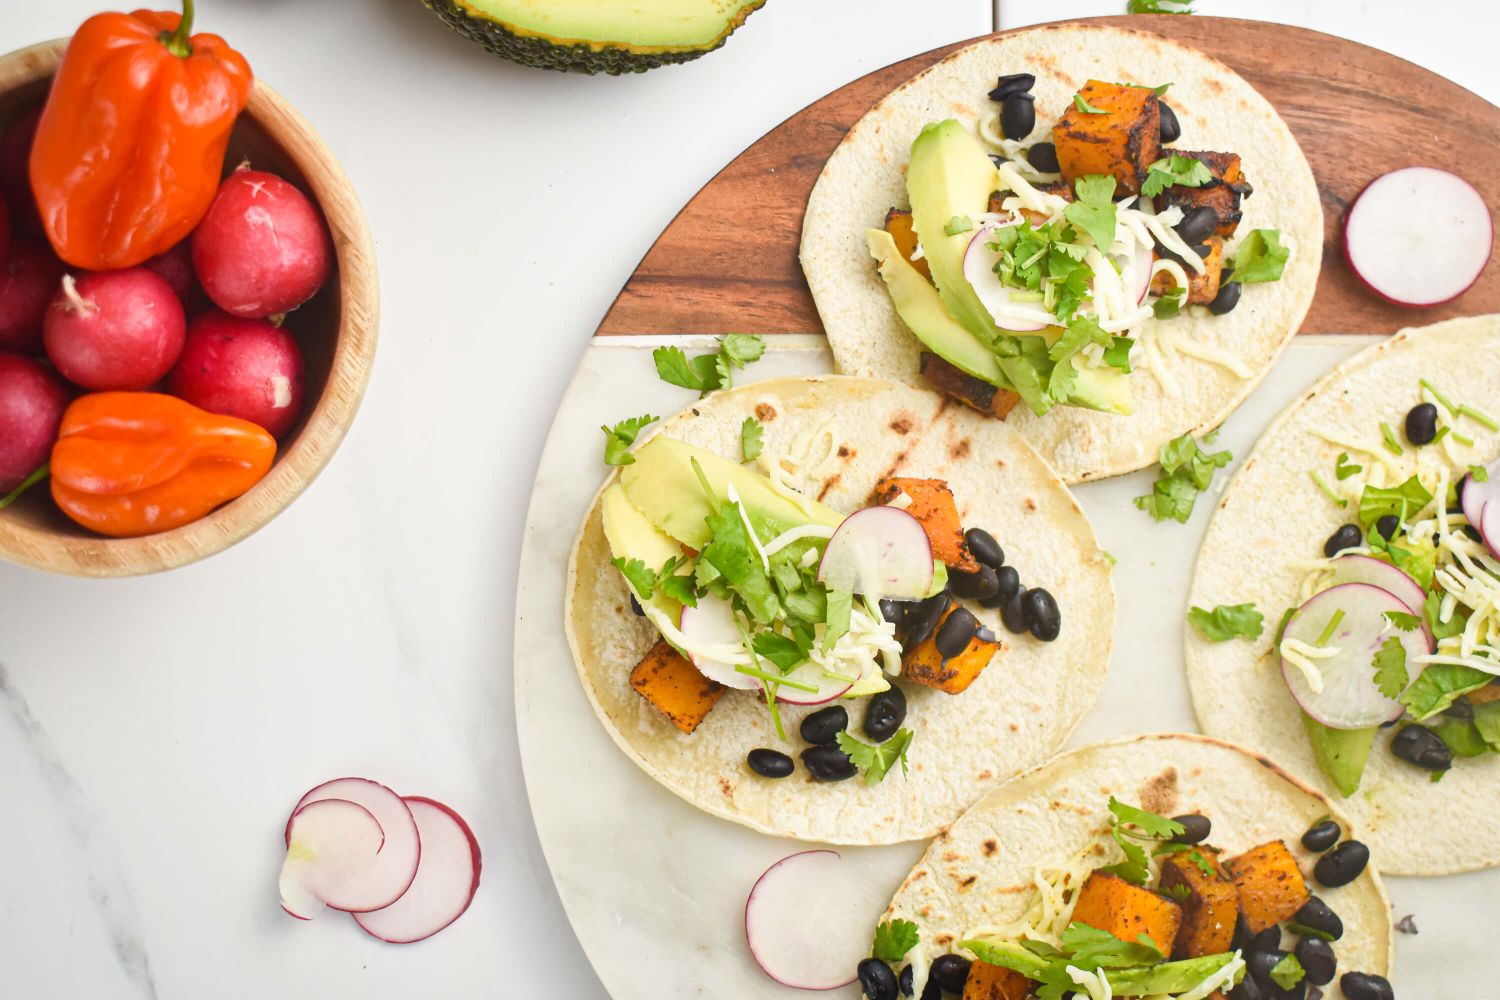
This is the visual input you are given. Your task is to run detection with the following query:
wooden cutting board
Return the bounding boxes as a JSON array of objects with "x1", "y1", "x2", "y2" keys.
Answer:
[{"x1": 596, "y1": 15, "x2": 1499, "y2": 339}]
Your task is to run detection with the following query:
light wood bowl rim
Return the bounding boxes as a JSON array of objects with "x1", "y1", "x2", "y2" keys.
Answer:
[{"x1": 0, "y1": 39, "x2": 379, "y2": 578}]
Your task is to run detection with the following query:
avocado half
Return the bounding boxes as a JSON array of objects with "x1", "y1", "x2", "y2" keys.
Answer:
[{"x1": 422, "y1": 0, "x2": 767, "y2": 75}]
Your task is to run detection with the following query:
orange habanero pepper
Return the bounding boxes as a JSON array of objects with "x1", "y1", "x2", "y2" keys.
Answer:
[
  {"x1": 29, "y1": 0, "x2": 253, "y2": 270},
  {"x1": 50, "y1": 392, "x2": 275, "y2": 538}
]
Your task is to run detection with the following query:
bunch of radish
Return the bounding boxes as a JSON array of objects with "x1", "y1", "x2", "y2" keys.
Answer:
[
  {"x1": 0, "y1": 100, "x2": 329, "y2": 500},
  {"x1": 279, "y1": 777, "x2": 482, "y2": 944}
]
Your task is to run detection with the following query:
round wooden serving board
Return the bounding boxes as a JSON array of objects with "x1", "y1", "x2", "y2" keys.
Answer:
[{"x1": 596, "y1": 15, "x2": 1499, "y2": 340}]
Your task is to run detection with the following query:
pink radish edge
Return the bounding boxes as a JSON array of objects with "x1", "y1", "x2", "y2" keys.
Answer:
[
  {"x1": 353, "y1": 796, "x2": 482, "y2": 945},
  {"x1": 285, "y1": 777, "x2": 421, "y2": 913}
]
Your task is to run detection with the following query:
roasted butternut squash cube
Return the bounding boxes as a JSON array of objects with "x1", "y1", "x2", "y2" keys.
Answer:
[
  {"x1": 1159, "y1": 847, "x2": 1239, "y2": 959},
  {"x1": 963, "y1": 960, "x2": 1031, "y2": 1000},
  {"x1": 884, "y1": 208, "x2": 932, "y2": 282},
  {"x1": 1053, "y1": 81, "x2": 1162, "y2": 195},
  {"x1": 1225, "y1": 840, "x2": 1309, "y2": 934},
  {"x1": 1149, "y1": 235, "x2": 1224, "y2": 306},
  {"x1": 1070, "y1": 870, "x2": 1183, "y2": 956},
  {"x1": 990, "y1": 184, "x2": 1071, "y2": 226},
  {"x1": 920, "y1": 352, "x2": 1022, "y2": 421},
  {"x1": 629, "y1": 640, "x2": 724, "y2": 735},
  {"x1": 902, "y1": 603, "x2": 1000, "y2": 695},
  {"x1": 871, "y1": 476, "x2": 979, "y2": 572},
  {"x1": 1155, "y1": 151, "x2": 1251, "y2": 238}
]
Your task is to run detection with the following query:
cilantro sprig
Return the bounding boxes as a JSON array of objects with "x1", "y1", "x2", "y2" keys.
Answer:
[
  {"x1": 602, "y1": 413, "x2": 657, "y2": 466},
  {"x1": 1128, "y1": 0, "x2": 1193, "y2": 12},
  {"x1": 1225, "y1": 230, "x2": 1289, "y2": 284},
  {"x1": 1065, "y1": 175, "x2": 1119, "y2": 252},
  {"x1": 612, "y1": 555, "x2": 698, "y2": 607},
  {"x1": 1135, "y1": 432, "x2": 1232, "y2": 523},
  {"x1": 653, "y1": 334, "x2": 766, "y2": 397},
  {"x1": 1188, "y1": 603, "x2": 1264, "y2": 642},
  {"x1": 741, "y1": 417, "x2": 763, "y2": 462},
  {"x1": 872, "y1": 919, "x2": 920, "y2": 963},
  {"x1": 1141, "y1": 155, "x2": 1213, "y2": 199},
  {"x1": 836, "y1": 729, "x2": 913, "y2": 785},
  {"x1": 1101, "y1": 796, "x2": 1186, "y2": 885},
  {"x1": 1372, "y1": 635, "x2": 1409, "y2": 699}
]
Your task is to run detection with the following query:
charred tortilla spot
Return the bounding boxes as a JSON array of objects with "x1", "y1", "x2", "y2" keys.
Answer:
[
  {"x1": 943, "y1": 851, "x2": 960, "y2": 862},
  {"x1": 1024, "y1": 498, "x2": 1038, "y2": 512},
  {"x1": 889, "y1": 413, "x2": 914, "y2": 435},
  {"x1": 817, "y1": 474, "x2": 841, "y2": 501},
  {"x1": 959, "y1": 875, "x2": 978, "y2": 889},
  {"x1": 837, "y1": 444, "x2": 854, "y2": 459},
  {"x1": 978, "y1": 769, "x2": 993, "y2": 781},
  {"x1": 983, "y1": 839, "x2": 998, "y2": 856},
  {"x1": 1139, "y1": 767, "x2": 1180, "y2": 815},
  {"x1": 718, "y1": 777, "x2": 733, "y2": 797},
  {"x1": 754, "y1": 403, "x2": 777, "y2": 422},
  {"x1": 950, "y1": 437, "x2": 972, "y2": 460},
  {"x1": 935, "y1": 933, "x2": 953, "y2": 946}
]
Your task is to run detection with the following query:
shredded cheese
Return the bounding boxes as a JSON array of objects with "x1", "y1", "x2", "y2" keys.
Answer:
[
  {"x1": 1278, "y1": 637, "x2": 1341, "y2": 693},
  {"x1": 762, "y1": 523, "x2": 835, "y2": 557}
]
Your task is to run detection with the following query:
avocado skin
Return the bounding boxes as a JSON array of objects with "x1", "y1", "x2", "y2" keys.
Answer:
[{"x1": 421, "y1": 0, "x2": 766, "y2": 75}]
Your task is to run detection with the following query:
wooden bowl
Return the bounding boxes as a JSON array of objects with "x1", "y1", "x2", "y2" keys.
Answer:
[{"x1": 0, "y1": 40, "x2": 378, "y2": 577}]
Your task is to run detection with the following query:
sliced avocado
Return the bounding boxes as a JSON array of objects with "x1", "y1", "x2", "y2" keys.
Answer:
[
  {"x1": 1067, "y1": 362, "x2": 1133, "y2": 415},
  {"x1": 1303, "y1": 714, "x2": 1377, "y2": 797},
  {"x1": 906, "y1": 120, "x2": 1003, "y2": 342},
  {"x1": 601, "y1": 483, "x2": 688, "y2": 615},
  {"x1": 423, "y1": 0, "x2": 763, "y2": 75},
  {"x1": 867, "y1": 228, "x2": 1006, "y2": 386},
  {"x1": 1108, "y1": 953, "x2": 1240, "y2": 996},
  {"x1": 621, "y1": 436, "x2": 842, "y2": 551}
]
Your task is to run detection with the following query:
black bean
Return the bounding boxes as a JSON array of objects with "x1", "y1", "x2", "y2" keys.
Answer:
[
  {"x1": 975, "y1": 627, "x2": 997, "y2": 643},
  {"x1": 879, "y1": 598, "x2": 909, "y2": 629},
  {"x1": 858, "y1": 958, "x2": 899, "y2": 1000},
  {"x1": 1296, "y1": 937, "x2": 1337, "y2": 986},
  {"x1": 1248, "y1": 948, "x2": 1287, "y2": 988},
  {"x1": 1294, "y1": 897, "x2": 1344, "y2": 940},
  {"x1": 1391, "y1": 724, "x2": 1451, "y2": 771},
  {"x1": 1026, "y1": 142, "x2": 1060, "y2": 174},
  {"x1": 989, "y1": 153, "x2": 1008, "y2": 168},
  {"x1": 1024, "y1": 587, "x2": 1061, "y2": 641},
  {"x1": 1313, "y1": 840, "x2": 1369, "y2": 888},
  {"x1": 899, "y1": 963, "x2": 913, "y2": 997},
  {"x1": 1170, "y1": 813, "x2": 1212, "y2": 844},
  {"x1": 864, "y1": 686, "x2": 907, "y2": 743},
  {"x1": 988, "y1": 72, "x2": 1035, "y2": 102},
  {"x1": 1442, "y1": 697, "x2": 1475, "y2": 722},
  {"x1": 629, "y1": 595, "x2": 645, "y2": 616},
  {"x1": 950, "y1": 565, "x2": 999, "y2": 601},
  {"x1": 1158, "y1": 100, "x2": 1182, "y2": 143},
  {"x1": 1339, "y1": 972, "x2": 1394, "y2": 1000},
  {"x1": 1230, "y1": 914, "x2": 1252, "y2": 953},
  {"x1": 1405, "y1": 402, "x2": 1439, "y2": 446},
  {"x1": 746, "y1": 748, "x2": 794, "y2": 778},
  {"x1": 919, "y1": 978, "x2": 940, "y2": 1000},
  {"x1": 1001, "y1": 93, "x2": 1036, "y2": 140},
  {"x1": 800, "y1": 705, "x2": 848, "y2": 746},
  {"x1": 981, "y1": 566, "x2": 1022, "y2": 609},
  {"x1": 1375, "y1": 514, "x2": 1399, "y2": 541},
  {"x1": 1323, "y1": 524, "x2": 1362, "y2": 558},
  {"x1": 1275, "y1": 982, "x2": 1308, "y2": 1000},
  {"x1": 1302, "y1": 819, "x2": 1341, "y2": 852},
  {"x1": 1001, "y1": 586, "x2": 1030, "y2": 634},
  {"x1": 1250, "y1": 927, "x2": 1283, "y2": 954},
  {"x1": 936, "y1": 608, "x2": 981, "y2": 658},
  {"x1": 904, "y1": 593, "x2": 951, "y2": 647},
  {"x1": 801, "y1": 744, "x2": 857, "y2": 782},
  {"x1": 1176, "y1": 206, "x2": 1219, "y2": 245},
  {"x1": 1228, "y1": 973, "x2": 1266, "y2": 1000},
  {"x1": 930, "y1": 954, "x2": 972, "y2": 993},
  {"x1": 965, "y1": 527, "x2": 1005, "y2": 568},
  {"x1": 1208, "y1": 277, "x2": 1242, "y2": 315}
]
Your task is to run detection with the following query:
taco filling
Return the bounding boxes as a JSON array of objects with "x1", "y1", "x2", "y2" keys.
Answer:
[{"x1": 869, "y1": 78, "x2": 1289, "y2": 422}]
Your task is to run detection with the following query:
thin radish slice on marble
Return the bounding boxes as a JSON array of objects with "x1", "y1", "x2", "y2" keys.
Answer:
[
  {"x1": 286, "y1": 777, "x2": 420, "y2": 912},
  {"x1": 744, "y1": 850, "x2": 869, "y2": 990},
  {"x1": 818, "y1": 507, "x2": 933, "y2": 602},
  {"x1": 1343, "y1": 167, "x2": 1493, "y2": 308},
  {"x1": 353, "y1": 797, "x2": 482, "y2": 944},
  {"x1": 279, "y1": 799, "x2": 384, "y2": 920}
]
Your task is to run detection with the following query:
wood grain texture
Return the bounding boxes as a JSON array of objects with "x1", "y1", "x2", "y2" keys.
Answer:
[
  {"x1": 0, "y1": 41, "x2": 379, "y2": 577},
  {"x1": 597, "y1": 16, "x2": 1499, "y2": 338}
]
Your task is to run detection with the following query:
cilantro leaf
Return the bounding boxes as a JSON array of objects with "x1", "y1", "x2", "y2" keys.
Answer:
[
  {"x1": 1384, "y1": 610, "x2": 1422, "y2": 632},
  {"x1": 1372, "y1": 636, "x2": 1409, "y2": 699},
  {"x1": 652, "y1": 336, "x2": 765, "y2": 397},
  {"x1": 1226, "y1": 230, "x2": 1290, "y2": 284},
  {"x1": 1153, "y1": 287, "x2": 1185, "y2": 319},
  {"x1": 1073, "y1": 94, "x2": 1111, "y2": 114},
  {"x1": 660, "y1": 574, "x2": 698, "y2": 607},
  {"x1": 1061, "y1": 922, "x2": 1164, "y2": 969},
  {"x1": 752, "y1": 632, "x2": 804, "y2": 671},
  {"x1": 1335, "y1": 452, "x2": 1363, "y2": 481},
  {"x1": 1065, "y1": 175, "x2": 1119, "y2": 251},
  {"x1": 1358, "y1": 476, "x2": 1433, "y2": 529},
  {"x1": 719, "y1": 333, "x2": 765, "y2": 368},
  {"x1": 741, "y1": 417, "x2": 763, "y2": 462},
  {"x1": 823, "y1": 588, "x2": 852, "y2": 652},
  {"x1": 944, "y1": 215, "x2": 974, "y2": 236},
  {"x1": 611, "y1": 557, "x2": 657, "y2": 599},
  {"x1": 1188, "y1": 603, "x2": 1265, "y2": 642},
  {"x1": 1135, "y1": 433, "x2": 1232, "y2": 523},
  {"x1": 837, "y1": 728, "x2": 914, "y2": 784},
  {"x1": 1470, "y1": 464, "x2": 1491, "y2": 484},
  {"x1": 1401, "y1": 663, "x2": 1493, "y2": 720},
  {"x1": 602, "y1": 413, "x2": 658, "y2": 466},
  {"x1": 1101, "y1": 835, "x2": 1153, "y2": 886},
  {"x1": 700, "y1": 502, "x2": 780, "y2": 624},
  {"x1": 1128, "y1": 0, "x2": 1193, "y2": 12},
  {"x1": 1270, "y1": 954, "x2": 1305, "y2": 990},
  {"x1": 1141, "y1": 154, "x2": 1213, "y2": 198},
  {"x1": 1104, "y1": 337, "x2": 1134, "y2": 373},
  {"x1": 872, "y1": 919, "x2": 920, "y2": 963},
  {"x1": 1108, "y1": 796, "x2": 1187, "y2": 839}
]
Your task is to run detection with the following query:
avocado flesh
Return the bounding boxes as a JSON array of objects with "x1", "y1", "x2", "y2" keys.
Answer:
[
  {"x1": 600, "y1": 483, "x2": 689, "y2": 621},
  {"x1": 424, "y1": 0, "x2": 764, "y2": 75},
  {"x1": 621, "y1": 436, "x2": 842, "y2": 551},
  {"x1": 1303, "y1": 714, "x2": 1377, "y2": 797}
]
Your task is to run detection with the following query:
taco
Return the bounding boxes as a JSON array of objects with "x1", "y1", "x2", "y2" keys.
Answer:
[
  {"x1": 1188, "y1": 315, "x2": 1500, "y2": 875},
  {"x1": 800, "y1": 24, "x2": 1320, "y2": 483},
  {"x1": 868, "y1": 734, "x2": 1392, "y2": 1000},
  {"x1": 566, "y1": 376, "x2": 1114, "y2": 844}
]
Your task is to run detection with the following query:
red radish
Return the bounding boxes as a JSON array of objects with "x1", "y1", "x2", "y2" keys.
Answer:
[
  {"x1": 0, "y1": 237, "x2": 64, "y2": 354},
  {"x1": 772, "y1": 662, "x2": 853, "y2": 706},
  {"x1": 745, "y1": 851, "x2": 868, "y2": 990},
  {"x1": 0, "y1": 353, "x2": 68, "y2": 492},
  {"x1": 0, "y1": 196, "x2": 10, "y2": 266},
  {"x1": 678, "y1": 596, "x2": 763, "y2": 691},
  {"x1": 1460, "y1": 460, "x2": 1500, "y2": 560},
  {"x1": 1327, "y1": 554, "x2": 1426, "y2": 616},
  {"x1": 143, "y1": 241, "x2": 205, "y2": 311},
  {"x1": 193, "y1": 168, "x2": 330, "y2": 318},
  {"x1": 1343, "y1": 167, "x2": 1493, "y2": 308},
  {"x1": 279, "y1": 798, "x2": 385, "y2": 921},
  {"x1": 964, "y1": 224, "x2": 1050, "y2": 332},
  {"x1": 167, "y1": 311, "x2": 307, "y2": 438},
  {"x1": 286, "y1": 778, "x2": 421, "y2": 913},
  {"x1": 1280, "y1": 582, "x2": 1430, "y2": 729},
  {"x1": 0, "y1": 105, "x2": 42, "y2": 235},
  {"x1": 353, "y1": 797, "x2": 482, "y2": 944},
  {"x1": 1132, "y1": 237, "x2": 1155, "y2": 305},
  {"x1": 44, "y1": 269, "x2": 186, "y2": 390},
  {"x1": 819, "y1": 507, "x2": 934, "y2": 601}
]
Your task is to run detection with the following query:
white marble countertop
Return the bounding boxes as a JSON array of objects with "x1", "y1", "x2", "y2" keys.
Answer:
[{"x1": 1, "y1": 1, "x2": 1495, "y2": 998}]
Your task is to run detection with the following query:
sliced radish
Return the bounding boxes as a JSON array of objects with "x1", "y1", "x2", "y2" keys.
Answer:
[
  {"x1": 1328, "y1": 554, "x2": 1426, "y2": 615},
  {"x1": 678, "y1": 596, "x2": 762, "y2": 691},
  {"x1": 962, "y1": 224, "x2": 1050, "y2": 332},
  {"x1": 1343, "y1": 167, "x2": 1493, "y2": 308},
  {"x1": 773, "y1": 661, "x2": 854, "y2": 706},
  {"x1": 1281, "y1": 583, "x2": 1430, "y2": 729},
  {"x1": 279, "y1": 799, "x2": 385, "y2": 920},
  {"x1": 286, "y1": 778, "x2": 421, "y2": 912},
  {"x1": 745, "y1": 851, "x2": 870, "y2": 990},
  {"x1": 353, "y1": 797, "x2": 482, "y2": 944},
  {"x1": 818, "y1": 507, "x2": 933, "y2": 601},
  {"x1": 1460, "y1": 461, "x2": 1500, "y2": 558}
]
